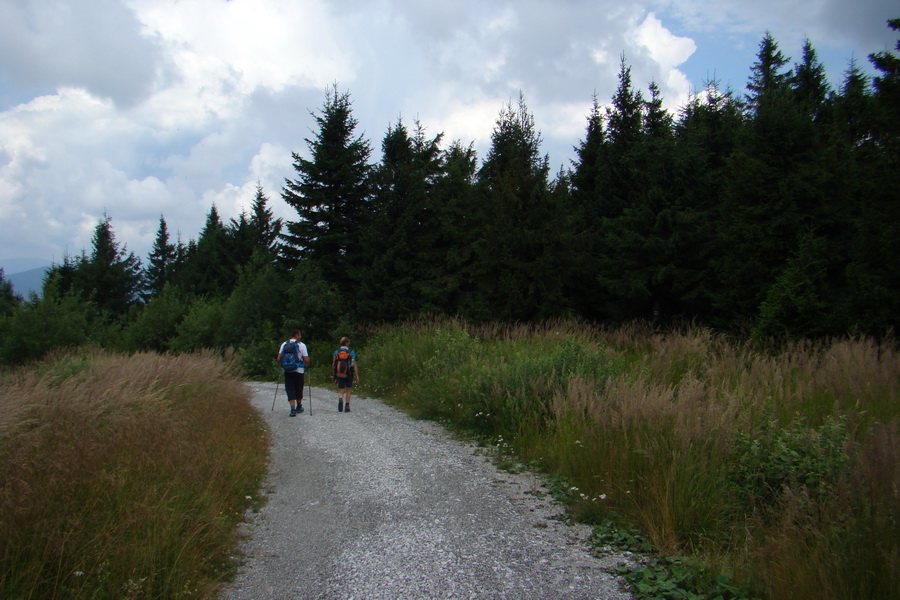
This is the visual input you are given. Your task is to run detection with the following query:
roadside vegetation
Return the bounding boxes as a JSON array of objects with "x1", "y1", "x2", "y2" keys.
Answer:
[
  {"x1": 0, "y1": 351, "x2": 269, "y2": 600},
  {"x1": 363, "y1": 317, "x2": 899, "y2": 600}
]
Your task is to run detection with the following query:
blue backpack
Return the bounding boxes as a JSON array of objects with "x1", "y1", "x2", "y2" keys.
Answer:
[{"x1": 280, "y1": 341, "x2": 301, "y2": 373}]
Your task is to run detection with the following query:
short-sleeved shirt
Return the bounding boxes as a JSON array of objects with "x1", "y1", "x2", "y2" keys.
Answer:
[{"x1": 280, "y1": 339, "x2": 309, "y2": 373}]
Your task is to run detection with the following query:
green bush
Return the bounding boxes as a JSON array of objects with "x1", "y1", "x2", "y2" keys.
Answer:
[
  {"x1": 119, "y1": 286, "x2": 189, "y2": 353},
  {"x1": 235, "y1": 325, "x2": 281, "y2": 380},
  {"x1": 729, "y1": 416, "x2": 849, "y2": 513},
  {"x1": 168, "y1": 296, "x2": 226, "y2": 352},
  {"x1": 0, "y1": 284, "x2": 91, "y2": 365}
]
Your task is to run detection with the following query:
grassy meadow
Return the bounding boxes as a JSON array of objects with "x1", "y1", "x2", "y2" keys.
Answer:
[
  {"x1": 362, "y1": 318, "x2": 899, "y2": 600},
  {"x1": 0, "y1": 351, "x2": 269, "y2": 600}
]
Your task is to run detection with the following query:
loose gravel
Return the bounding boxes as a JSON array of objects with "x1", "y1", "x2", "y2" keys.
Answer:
[{"x1": 218, "y1": 382, "x2": 635, "y2": 600}]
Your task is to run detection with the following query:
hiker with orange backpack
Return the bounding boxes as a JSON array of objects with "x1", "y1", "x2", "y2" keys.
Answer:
[{"x1": 332, "y1": 337, "x2": 359, "y2": 412}]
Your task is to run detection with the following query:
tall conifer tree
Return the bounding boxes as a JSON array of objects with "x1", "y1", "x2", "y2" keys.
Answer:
[
  {"x1": 281, "y1": 86, "x2": 372, "y2": 289},
  {"x1": 359, "y1": 119, "x2": 443, "y2": 321},
  {"x1": 176, "y1": 205, "x2": 235, "y2": 298},
  {"x1": 75, "y1": 214, "x2": 143, "y2": 317},
  {"x1": 467, "y1": 94, "x2": 567, "y2": 321},
  {"x1": 0, "y1": 269, "x2": 21, "y2": 316},
  {"x1": 249, "y1": 183, "x2": 282, "y2": 260},
  {"x1": 146, "y1": 215, "x2": 176, "y2": 297},
  {"x1": 674, "y1": 82, "x2": 745, "y2": 320},
  {"x1": 716, "y1": 32, "x2": 813, "y2": 326},
  {"x1": 429, "y1": 141, "x2": 479, "y2": 314}
]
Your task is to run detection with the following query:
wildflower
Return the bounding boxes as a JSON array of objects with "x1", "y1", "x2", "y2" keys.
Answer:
[
  {"x1": 74, "y1": 571, "x2": 85, "y2": 577},
  {"x1": 600, "y1": 494, "x2": 607, "y2": 500}
]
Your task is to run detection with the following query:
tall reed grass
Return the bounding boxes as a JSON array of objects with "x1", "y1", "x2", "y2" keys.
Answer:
[
  {"x1": 363, "y1": 317, "x2": 899, "y2": 600},
  {"x1": 0, "y1": 350, "x2": 269, "y2": 600}
]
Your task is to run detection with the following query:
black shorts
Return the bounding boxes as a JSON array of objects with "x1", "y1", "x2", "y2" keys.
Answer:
[{"x1": 336, "y1": 376, "x2": 353, "y2": 389}]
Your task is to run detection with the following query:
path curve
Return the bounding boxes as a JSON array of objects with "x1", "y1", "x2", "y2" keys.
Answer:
[{"x1": 219, "y1": 382, "x2": 633, "y2": 600}]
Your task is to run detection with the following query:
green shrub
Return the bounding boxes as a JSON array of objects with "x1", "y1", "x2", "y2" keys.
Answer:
[
  {"x1": 119, "y1": 286, "x2": 189, "y2": 352},
  {"x1": 729, "y1": 416, "x2": 850, "y2": 513},
  {"x1": 0, "y1": 284, "x2": 91, "y2": 365},
  {"x1": 168, "y1": 296, "x2": 226, "y2": 352}
]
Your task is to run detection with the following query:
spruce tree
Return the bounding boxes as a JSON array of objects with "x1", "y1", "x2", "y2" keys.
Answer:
[
  {"x1": 429, "y1": 141, "x2": 479, "y2": 314},
  {"x1": 248, "y1": 182, "x2": 283, "y2": 260},
  {"x1": 601, "y1": 56, "x2": 645, "y2": 220},
  {"x1": 74, "y1": 214, "x2": 144, "y2": 317},
  {"x1": 0, "y1": 269, "x2": 22, "y2": 316},
  {"x1": 745, "y1": 32, "x2": 791, "y2": 113},
  {"x1": 570, "y1": 94, "x2": 606, "y2": 207},
  {"x1": 467, "y1": 94, "x2": 567, "y2": 321},
  {"x1": 146, "y1": 215, "x2": 177, "y2": 297},
  {"x1": 358, "y1": 119, "x2": 444, "y2": 322},
  {"x1": 568, "y1": 96, "x2": 608, "y2": 317},
  {"x1": 227, "y1": 211, "x2": 258, "y2": 271},
  {"x1": 716, "y1": 32, "x2": 814, "y2": 327},
  {"x1": 593, "y1": 81, "x2": 686, "y2": 321},
  {"x1": 42, "y1": 254, "x2": 79, "y2": 299},
  {"x1": 791, "y1": 39, "x2": 830, "y2": 121},
  {"x1": 845, "y1": 19, "x2": 900, "y2": 334},
  {"x1": 281, "y1": 85, "x2": 372, "y2": 290},
  {"x1": 869, "y1": 19, "x2": 900, "y2": 160},
  {"x1": 674, "y1": 81, "x2": 745, "y2": 321},
  {"x1": 176, "y1": 205, "x2": 235, "y2": 298}
]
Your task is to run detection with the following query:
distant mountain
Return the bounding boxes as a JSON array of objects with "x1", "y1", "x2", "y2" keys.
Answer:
[
  {"x1": 6, "y1": 266, "x2": 50, "y2": 298},
  {"x1": 2, "y1": 258, "x2": 51, "y2": 273}
]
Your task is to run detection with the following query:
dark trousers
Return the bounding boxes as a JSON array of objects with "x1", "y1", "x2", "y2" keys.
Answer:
[{"x1": 284, "y1": 371, "x2": 305, "y2": 402}]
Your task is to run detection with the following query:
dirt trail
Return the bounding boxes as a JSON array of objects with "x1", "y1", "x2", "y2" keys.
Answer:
[{"x1": 219, "y1": 382, "x2": 633, "y2": 600}]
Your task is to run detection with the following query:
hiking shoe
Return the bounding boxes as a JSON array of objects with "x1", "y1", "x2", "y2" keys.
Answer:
[
  {"x1": 338, "y1": 399, "x2": 344, "y2": 412},
  {"x1": 289, "y1": 409, "x2": 296, "y2": 417},
  {"x1": 344, "y1": 405, "x2": 350, "y2": 413},
  {"x1": 298, "y1": 405, "x2": 305, "y2": 413}
]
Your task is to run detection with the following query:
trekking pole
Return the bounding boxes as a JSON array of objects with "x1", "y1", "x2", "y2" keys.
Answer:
[
  {"x1": 271, "y1": 373, "x2": 280, "y2": 411},
  {"x1": 308, "y1": 367, "x2": 313, "y2": 416}
]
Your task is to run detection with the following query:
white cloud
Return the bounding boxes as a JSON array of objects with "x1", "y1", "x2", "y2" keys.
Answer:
[
  {"x1": 130, "y1": 0, "x2": 353, "y2": 92},
  {"x1": 637, "y1": 13, "x2": 698, "y2": 72},
  {"x1": 0, "y1": 0, "x2": 891, "y2": 265}
]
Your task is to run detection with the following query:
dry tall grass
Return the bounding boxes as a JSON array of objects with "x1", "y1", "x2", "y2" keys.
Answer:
[{"x1": 0, "y1": 350, "x2": 269, "y2": 600}]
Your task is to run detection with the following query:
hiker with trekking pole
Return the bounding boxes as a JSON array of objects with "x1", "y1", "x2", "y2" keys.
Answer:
[{"x1": 275, "y1": 329, "x2": 311, "y2": 417}]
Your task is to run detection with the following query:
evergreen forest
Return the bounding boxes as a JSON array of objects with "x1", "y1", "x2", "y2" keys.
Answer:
[{"x1": 1, "y1": 22, "x2": 899, "y2": 369}]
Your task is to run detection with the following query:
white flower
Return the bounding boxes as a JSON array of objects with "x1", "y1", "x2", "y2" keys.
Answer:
[{"x1": 600, "y1": 494, "x2": 607, "y2": 500}]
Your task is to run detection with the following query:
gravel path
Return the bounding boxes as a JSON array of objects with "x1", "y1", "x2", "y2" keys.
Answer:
[{"x1": 219, "y1": 382, "x2": 634, "y2": 600}]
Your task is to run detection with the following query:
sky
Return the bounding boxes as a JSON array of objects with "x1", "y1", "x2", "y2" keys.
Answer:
[{"x1": 0, "y1": 0, "x2": 896, "y2": 272}]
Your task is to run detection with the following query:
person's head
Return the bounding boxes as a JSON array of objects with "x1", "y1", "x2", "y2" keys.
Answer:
[
  {"x1": 290, "y1": 329, "x2": 302, "y2": 340},
  {"x1": 340, "y1": 336, "x2": 350, "y2": 346}
]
